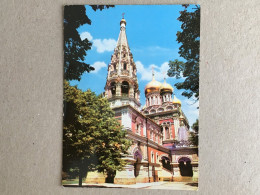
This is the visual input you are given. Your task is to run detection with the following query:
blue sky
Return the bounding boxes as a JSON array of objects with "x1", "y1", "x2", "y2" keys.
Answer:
[{"x1": 70, "y1": 5, "x2": 199, "y2": 126}]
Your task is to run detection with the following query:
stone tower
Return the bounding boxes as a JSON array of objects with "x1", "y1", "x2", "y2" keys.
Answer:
[{"x1": 104, "y1": 17, "x2": 141, "y2": 109}]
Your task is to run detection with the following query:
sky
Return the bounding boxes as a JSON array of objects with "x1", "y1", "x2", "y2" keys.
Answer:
[{"x1": 70, "y1": 5, "x2": 199, "y2": 126}]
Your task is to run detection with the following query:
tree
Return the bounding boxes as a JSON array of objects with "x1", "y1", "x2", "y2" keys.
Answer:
[
  {"x1": 189, "y1": 119, "x2": 199, "y2": 146},
  {"x1": 168, "y1": 5, "x2": 200, "y2": 101},
  {"x1": 63, "y1": 81, "x2": 131, "y2": 186},
  {"x1": 64, "y1": 5, "x2": 114, "y2": 81}
]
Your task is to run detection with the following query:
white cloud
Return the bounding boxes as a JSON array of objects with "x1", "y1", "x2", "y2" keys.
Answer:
[
  {"x1": 80, "y1": 31, "x2": 117, "y2": 53},
  {"x1": 80, "y1": 31, "x2": 93, "y2": 41},
  {"x1": 91, "y1": 61, "x2": 107, "y2": 73},
  {"x1": 93, "y1": 39, "x2": 117, "y2": 53},
  {"x1": 135, "y1": 61, "x2": 170, "y2": 81}
]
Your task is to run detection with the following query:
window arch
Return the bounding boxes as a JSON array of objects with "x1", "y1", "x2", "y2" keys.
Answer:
[
  {"x1": 123, "y1": 63, "x2": 127, "y2": 70},
  {"x1": 156, "y1": 153, "x2": 159, "y2": 163},
  {"x1": 121, "y1": 81, "x2": 129, "y2": 96},
  {"x1": 166, "y1": 106, "x2": 173, "y2": 111},
  {"x1": 150, "y1": 130, "x2": 153, "y2": 140},
  {"x1": 136, "y1": 123, "x2": 141, "y2": 134},
  {"x1": 110, "y1": 82, "x2": 116, "y2": 96},
  {"x1": 158, "y1": 108, "x2": 164, "y2": 112},
  {"x1": 151, "y1": 151, "x2": 154, "y2": 163},
  {"x1": 165, "y1": 127, "x2": 170, "y2": 139},
  {"x1": 150, "y1": 109, "x2": 156, "y2": 114}
]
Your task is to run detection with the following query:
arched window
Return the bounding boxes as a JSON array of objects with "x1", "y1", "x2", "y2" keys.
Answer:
[
  {"x1": 150, "y1": 130, "x2": 153, "y2": 140},
  {"x1": 156, "y1": 153, "x2": 159, "y2": 163},
  {"x1": 113, "y1": 64, "x2": 116, "y2": 71},
  {"x1": 123, "y1": 63, "x2": 127, "y2": 70},
  {"x1": 150, "y1": 109, "x2": 156, "y2": 114},
  {"x1": 151, "y1": 151, "x2": 154, "y2": 163},
  {"x1": 136, "y1": 123, "x2": 140, "y2": 134},
  {"x1": 121, "y1": 81, "x2": 129, "y2": 97},
  {"x1": 110, "y1": 82, "x2": 116, "y2": 96},
  {"x1": 165, "y1": 127, "x2": 170, "y2": 139},
  {"x1": 158, "y1": 108, "x2": 164, "y2": 112},
  {"x1": 166, "y1": 106, "x2": 173, "y2": 111}
]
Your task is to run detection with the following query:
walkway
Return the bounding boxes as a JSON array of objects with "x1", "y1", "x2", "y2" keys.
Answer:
[{"x1": 64, "y1": 182, "x2": 198, "y2": 191}]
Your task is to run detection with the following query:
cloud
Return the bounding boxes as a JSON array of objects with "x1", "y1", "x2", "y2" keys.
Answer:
[
  {"x1": 135, "y1": 61, "x2": 170, "y2": 81},
  {"x1": 80, "y1": 31, "x2": 117, "y2": 53},
  {"x1": 91, "y1": 61, "x2": 107, "y2": 73},
  {"x1": 93, "y1": 39, "x2": 117, "y2": 53},
  {"x1": 80, "y1": 31, "x2": 93, "y2": 41}
]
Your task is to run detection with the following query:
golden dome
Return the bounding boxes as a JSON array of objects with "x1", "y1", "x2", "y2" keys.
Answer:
[
  {"x1": 160, "y1": 79, "x2": 173, "y2": 93},
  {"x1": 145, "y1": 75, "x2": 161, "y2": 95},
  {"x1": 120, "y1": 18, "x2": 126, "y2": 26},
  {"x1": 173, "y1": 95, "x2": 181, "y2": 105}
]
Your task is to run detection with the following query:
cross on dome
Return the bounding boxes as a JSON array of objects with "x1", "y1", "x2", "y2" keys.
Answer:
[
  {"x1": 152, "y1": 66, "x2": 155, "y2": 80},
  {"x1": 163, "y1": 71, "x2": 167, "y2": 82}
]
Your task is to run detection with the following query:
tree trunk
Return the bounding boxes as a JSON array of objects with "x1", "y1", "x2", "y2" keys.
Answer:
[{"x1": 78, "y1": 164, "x2": 83, "y2": 187}]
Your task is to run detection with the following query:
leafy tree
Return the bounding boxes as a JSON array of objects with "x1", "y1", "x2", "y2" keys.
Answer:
[
  {"x1": 63, "y1": 81, "x2": 131, "y2": 186},
  {"x1": 189, "y1": 119, "x2": 199, "y2": 146},
  {"x1": 168, "y1": 5, "x2": 200, "y2": 101},
  {"x1": 64, "y1": 5, "x2": 114, "y2": 81}
]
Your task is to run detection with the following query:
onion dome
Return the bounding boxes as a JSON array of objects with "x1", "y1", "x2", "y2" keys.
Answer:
[
  {"x1": 145, "y1": 73, "x2": 162, "y2": 95},
  {"x1": 160, "y1": 78, "x2": 173, "y2": 94},
  {"x1": 173, "y1": 95, "x2": 182, "y2": 105}
]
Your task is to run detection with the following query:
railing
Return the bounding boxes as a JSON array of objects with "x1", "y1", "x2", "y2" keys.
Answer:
[{"x1": 109, "y1": 71, "x2": 117, "y2": 77}]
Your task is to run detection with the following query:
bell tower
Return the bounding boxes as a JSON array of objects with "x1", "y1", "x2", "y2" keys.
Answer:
[{"x1": 104, "y1": 16, "x2": 141, "y2": 109}]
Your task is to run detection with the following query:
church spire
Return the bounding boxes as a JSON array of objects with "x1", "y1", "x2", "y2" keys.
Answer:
[
  {"x1": 117, "y1": 14, "x2": 128, "y2": 48},
  {"x1": 104, "y1": 16, "x2": 140, "y2": 109}
]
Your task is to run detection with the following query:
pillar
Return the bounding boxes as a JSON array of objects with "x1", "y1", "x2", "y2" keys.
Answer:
[
  {"x1": 114, "y1": 155, "x2": 136, "y2": 185},
  {"x1": 116, "y1": 83, "x2": 121, "y2": 96},
  {"x1": 163, "y1": 126, "x2": 166, "y2": 140},
  {"x1": 85, "y1": 171, "x2": 106, "y2": 184},
  {"x1": 129, "y1": 85, "x2": 134, "y2": 98},
  {"x1": 136, "y1": 165, "x2": 149, "y2": 183}
]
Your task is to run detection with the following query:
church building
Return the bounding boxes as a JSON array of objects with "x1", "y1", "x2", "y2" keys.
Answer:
[{"x1": 86, "y1": 17, "x2": 198, "y2": 184}]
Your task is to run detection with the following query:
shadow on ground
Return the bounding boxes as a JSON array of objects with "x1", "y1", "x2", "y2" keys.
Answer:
[
  {"x1": 185, "y1": 183, "x2": 198, "y2": 187},
  {"x1": 63, "y1": 185, "x2": 122, "y2": 188}
]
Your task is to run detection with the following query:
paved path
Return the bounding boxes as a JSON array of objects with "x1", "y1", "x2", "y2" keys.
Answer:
[{"x1": 64, "y1": 182, "x2": 198, "y2": 191}]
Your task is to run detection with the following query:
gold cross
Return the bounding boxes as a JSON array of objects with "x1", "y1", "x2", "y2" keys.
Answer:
[
  {"x1": 152, "y1": 66, "x2": 155, "y2": 79},
  {"x1": 163, "y1": 71, "x2": 166, "y2": 80}
]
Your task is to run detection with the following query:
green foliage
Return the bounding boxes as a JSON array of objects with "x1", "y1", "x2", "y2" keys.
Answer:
[
  {"x1": 63, "y1": 81, "x2": 131, "y2": 185},
  {"x1": 168, "y1": 5, "x2": 200, "y2": 101},
  {"x1": 189, "y1": 119, "x2": 199, "y2": 146},
  {"x1": 192, "y1": 119, "x2": 199, "y2": 133},
  {"x1": 64, "y1": 5, "x2": 114, "y2": 81}
]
